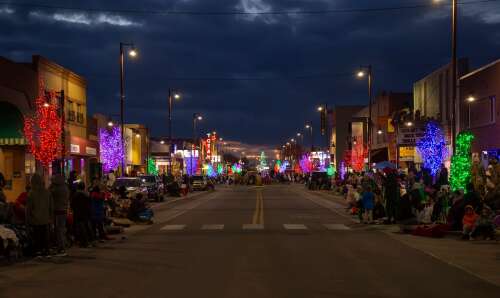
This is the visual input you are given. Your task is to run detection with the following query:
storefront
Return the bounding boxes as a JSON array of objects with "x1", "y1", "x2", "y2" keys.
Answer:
[
  {"x1": 0, "y1": 102, "x2": 36, "y2": 201},
  {"x1": 66, "y1": 135, "x2": 98, "y2": 185}
]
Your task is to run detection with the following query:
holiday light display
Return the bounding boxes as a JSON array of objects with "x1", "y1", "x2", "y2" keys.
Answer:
[
  {"x1": 299, "y1": 154, "x2": 313, "y2": 174},
  {"x1": 340, "y1": 161, "x2": 347, "y2": 180},
  {"x1": 344, "y1": 143, "x2": 367, "y2": 172},
  {"x1": 258, "y1": 151, "x2": 268, "y2": 172},
  {"x1": 450, "y1": 131, "x2": 474, "y2": 192},
  {"x1": 294, "y1": 163, "x2": 302, "y2": 174},
  {"x1": 206, "y1": 164, "x2": 216, "y2": 177},
  {"x1": 99, "y1": 127, "x2": 124, "y2": 172},
  {"x1": 23, "y1": 81, "x2": 62, "y2": 168},
  {"x1": 274, "y1": 160, "x2": 281, "y2": 174},
  {"x1": 217, "y1": 164, "x2": 224, "y2": 175},
  {"x1": 186, "y1": 157, "x2": 199, "y2": 176},
  {"x1": 279, "y1": 160, "x2": 289, "y2": 173},
  {"x1": 327, "y1": 165, "x2": 336, "y2": 177},
  {"x1": 147, "y1": 158, "x2": 158, "y2": 175},
  {"x1": 232, "y1": 163, "x2": 242, "y2": 174},
  {"x1": 416, "y1": 121, "x2": 448, "y2": 176}
]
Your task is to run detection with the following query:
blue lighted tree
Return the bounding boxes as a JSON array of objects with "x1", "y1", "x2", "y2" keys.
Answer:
[{"x1": 416, "y1": 121, "x2": 448, "y2": 176}]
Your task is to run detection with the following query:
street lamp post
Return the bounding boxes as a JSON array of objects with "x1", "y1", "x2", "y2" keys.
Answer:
[
  {"x1": 191, "y1": 113, "x2": 203, "y2": 176},
  {"x1": 466, "y1": 95, "x2": 476, "y2": 128},
  {"x1": 317, "y1": 105, "x2": 329, "y2": 153},
  {"x1": 167, "y1": 88, "x2": 181, "y2": 175},
  {"x1": 451, "y1": 0, "x2": 458, "y2": 153},
  {"x1": 357, "y1": 65, "x2": 373, "y2": 168},
  {"x1": 305, "y1": 124, "x2": 313, "y2": 151},
  {"x1": 119, "y1": 42, "x2": 137, "y2": 176}
]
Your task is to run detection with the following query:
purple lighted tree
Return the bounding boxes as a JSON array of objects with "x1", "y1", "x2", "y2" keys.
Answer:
[{"x1": 99, "y1": 127, "x2": 124, "y2": 172}]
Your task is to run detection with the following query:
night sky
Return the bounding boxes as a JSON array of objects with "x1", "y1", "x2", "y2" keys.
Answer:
[{"x1": 1, "y1": 0, "x2": 499, "y2": 148}]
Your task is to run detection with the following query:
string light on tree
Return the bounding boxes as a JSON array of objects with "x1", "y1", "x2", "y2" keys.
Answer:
[
  {"x1": 99, "y1": 127, "x2": 124, "y2": 172},
  {"x1": 416, "y1": 121, "x2": 448, "y2": 176},
  {"x1": 450, "y1": 131, "x2": 474, "y2": 192},
  {"x1": 24, "y1": 79, "x2": 62, "y2": 168},
  {"x1": 147, "y1": 158, "x2": 158, "y2": 175}
]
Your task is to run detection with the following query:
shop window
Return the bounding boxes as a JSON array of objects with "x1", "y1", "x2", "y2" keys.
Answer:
[
  {"x1": 77, "y1": 103, "x2": 84, "y2": 124},
  {"x1": 469, "y1": 96, "x2": 496, "y2": 128}
]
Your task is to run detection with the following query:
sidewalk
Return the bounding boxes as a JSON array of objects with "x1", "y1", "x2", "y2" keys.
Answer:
[{"x1": 308, "y1": 189, "x2": 500, "y2": 287}]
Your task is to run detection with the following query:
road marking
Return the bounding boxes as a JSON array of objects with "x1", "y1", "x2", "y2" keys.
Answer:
[
  {"x1": 160, "y1": 224, "x2": 186, "y2": 231},
  {"x1": 242, "y1": 224, "x2": 264, "y2": 230},
  {"x1": 202, "y1": 224, "x2": 224, "y2": 230},
  {"x1": 251, "y1": 189, "x2": 264, "y2": 224},
  {"x1": 283, "y1": 224, "x2": 308, "y2": 230},
  {"x1": 324, "y1": 224, "x2": 351, "y2": 230}
]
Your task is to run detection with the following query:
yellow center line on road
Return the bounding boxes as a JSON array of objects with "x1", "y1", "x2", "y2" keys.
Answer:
[{"x1": 251, "y1": 189, "x2": 264, "y2": 224}]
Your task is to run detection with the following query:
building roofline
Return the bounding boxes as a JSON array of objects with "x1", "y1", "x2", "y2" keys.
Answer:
[
  {"x1": 460, "y1": 58, "x2": 500, "y2": 80},
  {"x1": 33, "y1": 55, "x2": 86, "y2": 86}
]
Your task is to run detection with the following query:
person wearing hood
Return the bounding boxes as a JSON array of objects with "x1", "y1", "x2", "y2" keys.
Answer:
[
  {"x1": 462, "y1": 205, "x2": 479, "y2": 240},
  {"x1": 26, "y1": 174, "x2": 54, "y2": 256},
  {"x1": 49, "y1": 174, "x2": 70, "y2": 256}
]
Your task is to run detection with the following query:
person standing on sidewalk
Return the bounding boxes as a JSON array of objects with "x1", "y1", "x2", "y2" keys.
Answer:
[
  {"x1": 49, "y1": 174, "x2": 70, "y2": 256},
  {"x1": 26, "y1": 174, "x2": 53, "y2": 257},
  {"x1": 89, "y1": 179, "x2": 110, "y2": 241},
  {"x1": 384, "y1": 169, "x2": 399, "y2": 224},
  {"x1": 362, "y1": 185, "x2": 375, "y2": 224},
  {"x1": 71, "y1": 182, "x2": 93, "y2": 247}
]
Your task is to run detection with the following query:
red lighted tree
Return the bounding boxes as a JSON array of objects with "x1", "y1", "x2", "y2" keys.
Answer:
[
  {"x1": 24, "y1": 80, "x2": 62, "y2": 168},
  {"x1": 343, "y1": 143, "x2": 367, "y2": 172}
]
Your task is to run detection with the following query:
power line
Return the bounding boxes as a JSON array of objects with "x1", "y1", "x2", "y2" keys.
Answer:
[
  {"x1": 0, "y1": 0, "x2": 499, "y2": 16},
  {"x1": 82, "y1": 72, "x2": 357, "y2": 81}
]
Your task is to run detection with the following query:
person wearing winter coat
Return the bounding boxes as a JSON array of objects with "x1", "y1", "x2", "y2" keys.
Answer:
[
  {"x1": 361, "y1": 186, "x2": 375, "y2": 224},
  {"x1": 472, "y1": 206, "x2": 496, "y2": 240},
  {"x1": 89, "y1": 179, "x2": 109, "y2": 241},
  {"x1": 71, "y1": 182, "x2": 93, "y2": 247},
  {"x1": 384, "y1": 170, "x2": 399, "y2": 224},
  {"x1": 26, "y1": 174, "x2": 53, "y2": 256},
  {"x1": 462, "y1": 205, "x2": 479, "y2": 240},
  {"x1": 49, "y1": 174, "x2": 70, "y2": 256}
]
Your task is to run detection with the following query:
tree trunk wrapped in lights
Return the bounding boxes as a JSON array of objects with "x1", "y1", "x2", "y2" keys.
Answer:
[
  {"x1": 416, "y1": 121, "x2": 448, "y2": 176},
  {"x1": 450, "y1": 131, "x2": 474, "y2": 192},
  {"x1": 23, "y1": 80, "x2": 62, "y2": 168}
]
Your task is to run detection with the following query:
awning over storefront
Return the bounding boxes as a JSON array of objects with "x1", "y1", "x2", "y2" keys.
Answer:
[
  {"x1": 0, "y1": 102, "x2": 26, "y2": 146},
  {"x1": 371, "y1": 147, "x2": 388, "y2": 164},
  {"x1": 70, "y1": 136, "x2": 98, "y2": 157}
]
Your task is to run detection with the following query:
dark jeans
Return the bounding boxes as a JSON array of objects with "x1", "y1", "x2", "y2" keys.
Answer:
[
  {"x1": 31, "y1": 225, "x2": 49, "y2": 255},
  {"x1": 75, "y1": 219, "x2": 93, "y2": 246},
  {"x1": 92, "y1": 219, "x2": 106, "y2": 239},
  {"x1": 54, "y1": 214, "x2": 67, "y2": 251},
  {"x1": 472, "y1": 224, "x2": 495, "y2": 239}
]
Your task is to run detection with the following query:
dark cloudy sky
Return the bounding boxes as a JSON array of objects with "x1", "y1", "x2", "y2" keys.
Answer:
[{"x1": 1, "y1": 0, "x2": 499, "y2": 147}]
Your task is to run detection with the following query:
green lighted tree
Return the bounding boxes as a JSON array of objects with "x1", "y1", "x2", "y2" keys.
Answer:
[
  {"x1": 147, "y1": 158, "x2": 158, "y2": 175},
  {"x1": 450, "y1": 132, "x2": 474, "y2": 192}
]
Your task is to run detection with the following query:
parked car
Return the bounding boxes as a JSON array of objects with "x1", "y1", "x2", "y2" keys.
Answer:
[
  {"x1": 140, "y1": 175, "x2": 164, "y2": 202},
  {"x1": 191, "y1": 175, "x2": 210, "y2": 191},
  {"x1": 112, "y1": 177, "x2": 148, "y2": 199}
]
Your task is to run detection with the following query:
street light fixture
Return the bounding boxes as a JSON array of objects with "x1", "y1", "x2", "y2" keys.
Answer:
[
  {"x1": 160, "y1": 140, "x2": 165, "y2": 144},
  {"x1": 405, "y1": 121, "x2": 414, "y2": 127},
  {"x1": 119, "y1": 41, "x2": 137, "y2": 176},
  {"x1": 191, "y1": 113, "x2": 203, "y2": 176},
  {"x1": 305, "y1": 123, "x2": 313, "y2": 151},
  {"x1": 317, "y1": 106, "x2": 323, "y2": 112},
  {"x1": 107, "y1": 121, "x2": 114, "y2": 127},
  {"x1": 466, "y1": 95, "x2": 476, "y2": 103},
  {"x1": 377, "y1": 129, "x2": 383, "y2": 135},
  {"x1": 168, "y1": 88, "x2": 181, "y2": 140},
  {"x1": 357, "y1": 64, "x2": 373, "y2": 167}
]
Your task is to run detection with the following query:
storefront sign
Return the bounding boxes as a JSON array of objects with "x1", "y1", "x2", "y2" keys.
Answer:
[
  {"x1": 397, "y1": 125, "x2": 425, "y2": 147},
  {"x1": 399, "y1": 146, "x2": 416, "y2": 162},
  {"x1": 85, "y1": 146, "x2": 97, "y2": 156},
  {"x1": 70, "y1": 144, "x2": 80, "y2": 154}
]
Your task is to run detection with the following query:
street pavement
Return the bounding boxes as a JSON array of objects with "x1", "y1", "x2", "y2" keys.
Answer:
[{"x1": 0, "y1": 184, "x2": 499, "y2": 298}]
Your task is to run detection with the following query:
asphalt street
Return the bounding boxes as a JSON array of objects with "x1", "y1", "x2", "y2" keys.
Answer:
[{"x1": 0, "y1": 184, "x2": 498, "y2": 298}]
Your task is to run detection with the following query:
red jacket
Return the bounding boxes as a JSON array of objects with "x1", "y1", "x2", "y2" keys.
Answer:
[{"x1": 463, "y1": 211, "x2": 479, "y2": 227}]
